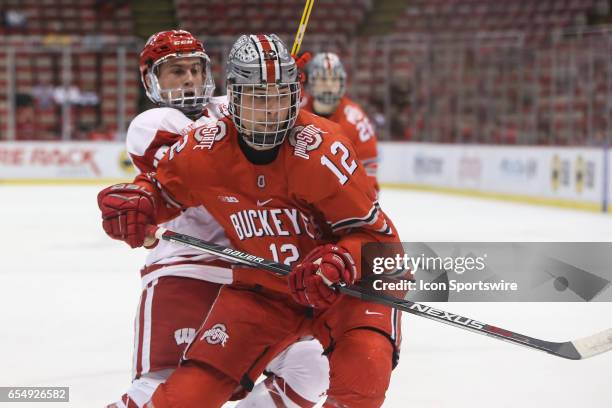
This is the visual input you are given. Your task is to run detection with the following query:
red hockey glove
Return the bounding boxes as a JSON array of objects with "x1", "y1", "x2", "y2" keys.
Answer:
[
  {"x1": 97, "y1": 183, "x2": 156, "y2": 248},
  {"x1": 288, "y1": 244, "x2": 357, "y2": 308},
  {"x1": 294, "y1": 51, "x2": 312, "y2": 70},
  {"x1": 294, "y1": 51, "x2": 312, "y2": 85}
]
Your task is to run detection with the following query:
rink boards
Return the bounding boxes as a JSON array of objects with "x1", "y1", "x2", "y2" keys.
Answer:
[
  {"x1": 379, "y1": 142, "x2": 608, "y2": 212},
  {"x1": 0, "y1": 141, "x2": 136, "y2": 183},
  {"x1": 0, "y1": 141, "x2": 610, "y2": 212}
]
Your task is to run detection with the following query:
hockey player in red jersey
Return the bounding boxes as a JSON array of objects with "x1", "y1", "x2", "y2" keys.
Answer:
[
  {"x1": 98, "y1": 33, "x2": 402, "y2": 408},
  {"x1": 105, "y1": 30, "x2": 329, "y2": 408},
  {"x1": 302, "y1": 52, "x2": 379, "y2": 191}
]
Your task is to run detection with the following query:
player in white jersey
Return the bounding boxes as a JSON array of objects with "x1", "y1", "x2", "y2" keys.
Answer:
[{"x1": 106, "y1": 30, "x2": 328, "y2": 408}]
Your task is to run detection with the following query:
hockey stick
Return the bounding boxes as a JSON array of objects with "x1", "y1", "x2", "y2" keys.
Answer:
[
  {"x1": 148, "y1": 226, "x2": 612, "y2": 360},
  {"x1": 291, "y1": 0, "x2": 315, "y2": 56}
]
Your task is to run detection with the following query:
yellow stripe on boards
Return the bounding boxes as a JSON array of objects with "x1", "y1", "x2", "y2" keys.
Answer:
[{"x1": 381, "y1": 182, "x2": 602, "y2": 213}]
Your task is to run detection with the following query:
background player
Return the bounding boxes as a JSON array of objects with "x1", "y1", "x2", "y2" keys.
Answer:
[
  {"x1": 302, "y1": 52, "x2": 379, "y2": 191},
  {"x1": 106, "y1": 29, "x2": 328, "y2": 408},
  {"x1": 98, "y1": 33, "x2": 402, "y2": 408}
]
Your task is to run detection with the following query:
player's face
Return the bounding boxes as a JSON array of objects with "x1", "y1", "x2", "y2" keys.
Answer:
[
  {"x1": 311, "y1": 74, "x2": 343, "y2": 99},
  {"x1": 155, "y1": 57, "x2": 205, "y2": 99},
  {"x1": 238, "y1": 84, "x2": 292, "y2": 135}
]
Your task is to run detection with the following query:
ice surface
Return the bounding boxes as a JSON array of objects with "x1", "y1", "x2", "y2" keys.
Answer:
[{"x1": 0, "y1": 185, "x2": 610, "y2": 407}]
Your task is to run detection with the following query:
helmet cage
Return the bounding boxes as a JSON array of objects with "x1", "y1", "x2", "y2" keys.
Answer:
[
  {"x1": 144, "y1": 52, "x2": 215, "y2": 112},
  {"x1": 309, "y1": 74, "x2": 346, "y2": 106},
  {"x1": 225, "y1": 34, "x2": 300, "y2": 149},
  {"x1": 228, "y1": 82, "x2": 301, "y2": 149}
]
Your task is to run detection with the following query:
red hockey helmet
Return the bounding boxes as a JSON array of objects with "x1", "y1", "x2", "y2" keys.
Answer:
[{"x1": 139, "y1": 30, "x2": 215, "y2": 112}]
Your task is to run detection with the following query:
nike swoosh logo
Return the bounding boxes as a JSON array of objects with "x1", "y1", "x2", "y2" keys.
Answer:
[
  {"x1": 257, "y1": 198, "x2": 273, "y2": 206},
  {"x1": 365, "y1": 310, "x2": 383, "y2": 316}
]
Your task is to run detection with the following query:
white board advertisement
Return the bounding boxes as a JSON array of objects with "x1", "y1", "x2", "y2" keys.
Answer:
[
  {"x1": 379, "y1": 143, "x2": 604, "y2": 209},
  {"x1": 0, "y1": 142, "x2": 136, "y2": 181}
]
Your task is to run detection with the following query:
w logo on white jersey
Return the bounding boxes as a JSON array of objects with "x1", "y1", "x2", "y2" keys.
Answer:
[{"x1": 174, "y1": 328, "x2": 196, "y2": 346}]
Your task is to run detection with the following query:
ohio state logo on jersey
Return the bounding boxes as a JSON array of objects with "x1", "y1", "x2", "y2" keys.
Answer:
[
  {"x1": 201, "y1": 323, "x2": 229, "y2": 347},
  {"x1": 343, "y1": 104, "x2": 365, "y2": 124},
  {"x1": 289, "y1": 125, "x2": 324, "y2": 159},
  {"x1": 229, "y1": 207, "x2": 318, "y2": 241},
  {"x1": 193, "y1": 121, "x2": 227, "y2": 150},
  {"x1": 217, "y1": 103, "x2": 229, "y2": 117}
]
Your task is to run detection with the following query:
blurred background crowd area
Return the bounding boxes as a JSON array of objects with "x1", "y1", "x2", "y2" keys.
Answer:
[{"x1": 2, "y1": 0, "x2": 612, "y2": 145}]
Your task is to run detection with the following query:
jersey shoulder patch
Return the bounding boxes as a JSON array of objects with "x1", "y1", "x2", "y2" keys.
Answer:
[
  {"x1": 286, "y1": 112, "x2": 362, "y2": 202},
  {"x1": 288, "y1": 123, "x2": 325, "y2": 159},
  {"x1": 338, "y1": 97, "x2": 365, "y2": 124},
  {"x1": 190, "y1": 117, "x2": 230, "y2": 151},
  {"x1": 289, "y1": 110, "x2": 345, "y2": 159}
]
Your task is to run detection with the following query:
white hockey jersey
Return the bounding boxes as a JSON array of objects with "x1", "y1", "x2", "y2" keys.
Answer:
[{"x1": 126, "y1": 96, "x2": 232, "y2": 286}]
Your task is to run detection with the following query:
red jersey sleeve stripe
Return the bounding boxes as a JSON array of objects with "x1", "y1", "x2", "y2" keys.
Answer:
[{"x1": 330, "y1": 203, "x2": 379, "y2": 231}]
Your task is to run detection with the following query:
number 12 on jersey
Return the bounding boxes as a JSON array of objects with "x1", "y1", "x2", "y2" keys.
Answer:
[
  {"x1": 269, "y1": 243, "x2": 300, "y2": 266},
  {"x1": 320, "y1": 141, "x2": 357, "y2": 185}
]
